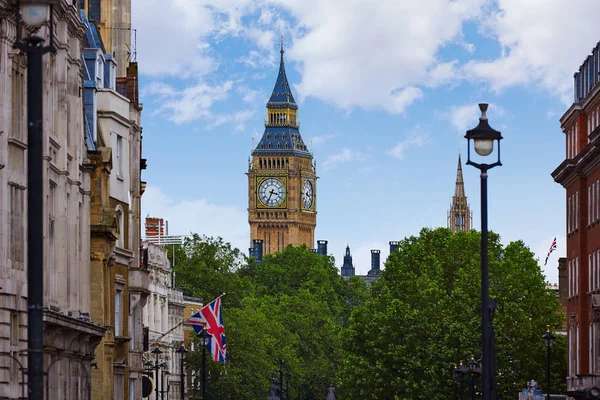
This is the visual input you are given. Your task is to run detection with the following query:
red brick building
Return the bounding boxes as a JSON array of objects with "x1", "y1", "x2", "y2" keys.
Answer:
[{"x1": 552, "y1": 41, "x2": 600, "y2": 398}]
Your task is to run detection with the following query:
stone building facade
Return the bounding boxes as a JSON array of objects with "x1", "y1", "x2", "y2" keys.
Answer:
[
  {"x1": 0, "y1": 2, "x2": 107, "y2": 398},
  {"x1": 81, "y1": 8, "x2": 149, "y2": 399},
  {"x1": 142, "y1": 240, "x2": 185, "y2": 400}
]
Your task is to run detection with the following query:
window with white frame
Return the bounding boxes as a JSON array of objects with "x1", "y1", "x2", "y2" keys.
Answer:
[
  {"x1": 115, "y1": 206, "x2": 124, "y2": 248},
  {"x1": 115, "y1": 289, "x2": 122, "y2": 336},
  {"x1": 568, "y1": 196, "x2": 572, "y2": 233},
  {"x1": 589, "y1": 254, "x2": 592, "y2": 292},
  {"x1": 589, "y1": 186, "x2": 592, "y2": 226},
  {"x1": 576, "y1": 191, "x2": 579, "y2": 230},
  {"x1": 576, "y1": 257, "x2": 580, "y2": 295},
  {"x1": 597, "y1": 179, "x2": 600, "y2": 221},
  {"x1": 116, "y1": 135, "x2": 123, "y2": 177}
]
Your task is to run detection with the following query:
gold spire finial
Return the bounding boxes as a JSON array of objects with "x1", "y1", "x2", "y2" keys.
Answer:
[{"x1": 280, "y1": 36, "x2": 285, "y2": 53}]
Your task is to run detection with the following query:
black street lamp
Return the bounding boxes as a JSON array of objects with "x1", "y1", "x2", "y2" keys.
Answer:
[
  {"x1": 207, "y1": 371, "x2": 212, "y2": 400},
  {"x1": 542, "y1": 325, "x2": 555, "y2": 400},
  {"x1": 191, "y1": 370, "x2": 198, "y2": 400},
  {"x1": 465, "y1": 103, "x2": 503, "y2": 400},
  {"x1": 152, "y1": 346, "x2": 163, "y2": 400},
  {"x1": 453, "y1": 358, "x2": 482, "y2": 400},
  {"x1": 12, "y1": 1, "x2": 58, "y2": 398},
  {"x1": 277, "y1": 359, "x2": 285, "y2": 399},
  {"x1": 452, "y1": 360, "x2": 471, "y2": 400},
  {"x1": 199, "y1": 329, "x2": 211, "y2": 399},
  {"x1": 176, "y1": 345, "x2": 188, "y2": 400}
]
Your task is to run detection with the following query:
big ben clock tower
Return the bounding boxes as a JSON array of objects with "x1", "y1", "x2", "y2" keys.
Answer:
[{"x1": 247, "y1": 43, "x2": 317, "y2": 255}]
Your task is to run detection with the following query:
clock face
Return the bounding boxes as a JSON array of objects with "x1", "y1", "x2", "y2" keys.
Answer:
[
  {"x1": 258, "y1": 178, "x2": 286, "y2": 207},
  {"x1": 302, "y1": 179, "x2": 313, "y2": 209}
]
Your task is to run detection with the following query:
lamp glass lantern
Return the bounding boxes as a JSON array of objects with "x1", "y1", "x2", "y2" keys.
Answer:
[
  {"x1": 176, "y1": 345, "x2": 188, "y2": 357},
  {"x1": 542, "y1": 325, "x2": 555, "y2": 347},
  {"x1": 464, "y1": 103, "x2": 503, "y2": 166},
  {"x1": 200, "y1": 329, "x2": 211, "y2": 346},
  {"x1": 16, "y1": 0, "x2": 58, "y2": 28}
]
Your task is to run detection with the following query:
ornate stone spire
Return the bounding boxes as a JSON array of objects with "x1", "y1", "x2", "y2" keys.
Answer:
[{"x1": 448, "y1": 153, "x2": 472, "y2": 233}]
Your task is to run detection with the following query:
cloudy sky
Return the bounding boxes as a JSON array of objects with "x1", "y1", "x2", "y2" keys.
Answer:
[{"x1": 134, "y1": 0, "x2": 600, "y2": 283}]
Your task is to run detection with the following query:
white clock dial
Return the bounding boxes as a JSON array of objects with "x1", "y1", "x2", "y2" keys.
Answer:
[
  {"x1": 258, "y1": 178, "x2": 285, "y2": 207},
  {"x1": 302, "y1": 180, "x2": 313, "y2": 209}
]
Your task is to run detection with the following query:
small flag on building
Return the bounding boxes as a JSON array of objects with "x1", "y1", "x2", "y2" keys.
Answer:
[
  {"x1": 544, "y1": 237, "x2": 557, "y2": 266},
  {"x1": 188, "y1": 295, "x2": 227, "y2": 362}
]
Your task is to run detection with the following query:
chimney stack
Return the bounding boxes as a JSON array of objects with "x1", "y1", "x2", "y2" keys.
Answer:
[
  {"x1": 145, "y1": 217, "x2": 165, "y2": 238},
  {"x1": 317, "y1": 240, "x2": 328, "y2": 256},
  {"x1": 368, "y1": 249, "x2": 381, "y2": 276},
  {"x1": 389, "y1": 241, "x2": 399, "y2": 254}
]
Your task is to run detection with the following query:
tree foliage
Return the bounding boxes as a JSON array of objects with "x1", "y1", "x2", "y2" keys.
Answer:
[
  {"x1": 172, "y1": 229, "x2": 565, "y2": 399},
  {"x1": 174, "y1": 240, "x2": 367, "y2": 399},
  {"x1": 338, "y1": 228, "x2": 566, "y2": 400}
]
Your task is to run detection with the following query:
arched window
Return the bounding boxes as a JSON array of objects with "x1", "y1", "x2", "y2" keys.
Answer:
[
  {"x1": 282, "y1": 134, "x2": 286, "y2": 140},
  {"x1": 115, "y1": 206, "x2": 125, "y2": 248},
  {"x1": 274, "y1": 134, "x2": 278, "y2": 140},
  {"x1": 266, "y1": 133, "x2": 270, "y2": 140}
]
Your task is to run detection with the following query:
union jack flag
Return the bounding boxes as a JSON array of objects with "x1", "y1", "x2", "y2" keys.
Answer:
[
  {"x1": 189, "y1": 296, "x2": 227, "y2": 362},
  {"x1": 544, "y1": 237, "x2": 557, "y2": 266}
]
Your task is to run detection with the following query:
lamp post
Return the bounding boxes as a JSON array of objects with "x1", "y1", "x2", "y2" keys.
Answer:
[
  {"x1": 199, "y1": 329, "x2": 211, "y2": 399},
  {"x1": 176, "y1": 345, "x2": 188, "y2": 400},
  {"x1": 465, "y1": 103, "x2": 503, "y2": 400},
  {"x1": 542, "y1": 325, "x2": 555, "y2": 400},
  {"x1": 191, "y1": 370, "x2": 197, "y2": 400},
  {"x1": 152, "y1": 346, "x2": 163, "y2": 400},
  {"x1": 207, "y1": 371, "x2": 212, "y2": 400},
  {"x1": 12, "y1": 1, "x2": 58, "y2": 398},
  {"x1": 452, "y1": 360, "x2": 470, "y2": 400},
  {"x1": 277, "y1": 359, "x2": 285, "y2": 400}
]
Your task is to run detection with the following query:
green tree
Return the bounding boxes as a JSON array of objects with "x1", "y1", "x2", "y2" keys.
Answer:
[
  {"x1": 339, "y1": 227, "x2": 566, "y2": 400},
  {"x1": 176, "y1": 239, "x2": 367, "y2": 399},
  {"x1": 172, "y1": 234, "x2": 249, "y2": 307}
]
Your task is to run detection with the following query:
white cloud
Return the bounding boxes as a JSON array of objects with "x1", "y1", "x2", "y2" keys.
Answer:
[
  {"x1": 145, "y1": 80, "x2": 234, "y2": 124},
  {"x1": 133, "y1": 0, "x2": 600, "y2": 120},
  {"x1": 464, "y1": 0, "x2": 600, "y2": 104},
  {"x1": 388, "y1": 125, "x2": 431, "y2": 160},
  {"x1": 321, "y1": 148, "x2": 365, "y2": 170},
  {"x1": 141, "y1": 185, "x2": 249, "y2": 253},
  {"x1": 281, "y1": 0, "x2": 485, "y2": 113},
  {"x1": 445, "y1": 103, "x2": 505, "y2": 133},
  {"x1": 309, "y1": 132, "x2": 342, "y2": 146},
  {"x1": 207, "y1": 109, "x2": 256, "y2": 132},
  {"x1": 425, "y1": 60, "x2": 461, "y2": 88}
]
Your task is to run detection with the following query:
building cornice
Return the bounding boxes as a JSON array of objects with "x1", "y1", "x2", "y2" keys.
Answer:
[{"x1": 552, "y1": 133, "x2": 600, "y2": 186}]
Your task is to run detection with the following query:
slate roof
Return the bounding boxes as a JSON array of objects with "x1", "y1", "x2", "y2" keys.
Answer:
[
  {"x1": 267, "y1": 48, "x2": 297, "y2": 109},
  {"x1": 252, "y1": 126, "x2": 311, "y2": 157},
  {"x1": 253, "y1": 46, "x2": 312, "y2": 158}
]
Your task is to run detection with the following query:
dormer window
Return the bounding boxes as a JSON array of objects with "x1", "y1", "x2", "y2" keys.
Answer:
[
  {"x1": 268, "y1": 143, "x2": 272, "y2": 149},
  {"x1": 277, "y1": 143, "x2": 281, "y2": 149},
  {"x1": 282, "y1": 134, "x2": 286, "y2": 140},
  {"x1": 274, "y1": 134, "x2": 278, "y2": 140}
]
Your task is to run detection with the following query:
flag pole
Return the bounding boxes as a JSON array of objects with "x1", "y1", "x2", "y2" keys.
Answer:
[{"x1": 149, "y1": 293, "x2": 226, "y2": 347}]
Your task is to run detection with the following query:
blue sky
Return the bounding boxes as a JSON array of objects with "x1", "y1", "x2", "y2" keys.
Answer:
[{"x1": 134, "y1": 0, "x2": 600, "y2": 283}]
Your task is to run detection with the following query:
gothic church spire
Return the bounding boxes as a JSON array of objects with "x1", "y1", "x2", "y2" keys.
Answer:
[{"x1": 448, "y1": 152, "x2": 472, "y2": 233}]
